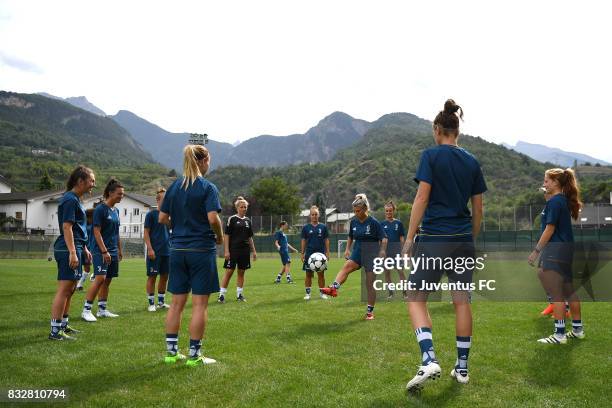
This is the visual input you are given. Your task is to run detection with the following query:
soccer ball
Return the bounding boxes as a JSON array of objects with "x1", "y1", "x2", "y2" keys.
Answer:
[{"x1": 307, "y1": 252, "x2": 327, "y2": 272}]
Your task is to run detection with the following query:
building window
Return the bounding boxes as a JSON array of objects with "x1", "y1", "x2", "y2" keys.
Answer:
[
  {"x1": 123, "y1": 226, "x2": 127, "y2": 232},
  {"x1": 0, "y1": 212, "x2": 6, "y2": 219},
  {"x1": 133, "y1": 225, "x2": 139, "y2": 233},
  {"x1": 133, "y1": 208, "x2": 140, "y2": 216},
  {"x1": 15, "y1": 211, "x2": 22, "y2": 220},
  {"x1": 124, "y1": 208, "x2": 128, "y2": 216}
]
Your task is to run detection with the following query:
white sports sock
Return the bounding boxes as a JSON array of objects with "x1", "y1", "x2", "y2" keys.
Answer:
[
  {"x1": 237, "y1": 287, "x2": 243, "y2": 296},
  {"x1": 220, "y1": 287, "x2": 227, "y2": 295}
]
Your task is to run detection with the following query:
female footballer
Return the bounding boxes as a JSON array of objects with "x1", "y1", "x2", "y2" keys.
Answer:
[
  {"x1": 321, "y1": 195, "x2": 387, "y2": 319},
  {"x1": 160, "y1": 144, "x2": 224, "y2": 366},
  {"x1": 144, "y1": 188, "x2": 170, "y2": 311},
  {"x1": 528, "y1": 168, "x2": 583, "y2": 344},
  {"x1": 300, "y1": 206, "x2": 331, "y2": 300},
  {"x1": 49, "y1": 166, "x2": 95, "y2": 340},
  {"x1": 80, "y1": 179, "x2": 124, "y2": 322},
  {"x1": 403, "y1": 100, "x2": 486, "y2": 391},
  {"x1": 218, "y1": 197, "x2": 257, "y2": 303},
  {"x1": 380, "y1": 201, "x2": 407, "y2": 299},
  {"x1": 274, "y1": 221, "x2": 298, "y2": 284}
]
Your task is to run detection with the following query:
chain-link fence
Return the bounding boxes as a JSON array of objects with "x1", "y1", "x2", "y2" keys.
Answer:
[{"x1": 2, "y1": 204, "x2": 611, "y2": 258}]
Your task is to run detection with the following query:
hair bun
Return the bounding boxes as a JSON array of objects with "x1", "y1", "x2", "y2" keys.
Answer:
[{"x1": 444, "y1": 99, "x2": 459, "y2": 114}]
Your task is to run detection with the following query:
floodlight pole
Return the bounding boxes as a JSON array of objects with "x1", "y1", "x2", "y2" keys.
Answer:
[{"x1": 189, "y1": 133, "x2": 209, "y2": 145}]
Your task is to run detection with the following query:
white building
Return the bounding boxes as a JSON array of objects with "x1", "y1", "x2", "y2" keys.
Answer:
[
  {"x1": 114, "y1": 193, "x2": 157, "y2": 238},
  {"x1": 0, "y1": 190, "x2": 157, "y2": 238},
  {"x1": 0, "y1": 190, "x2": 103, "y2": 234},
  {"x1": 299, "y1": 207, "x2": 352, "y2": 233},
  {"x1": 0, "y1": 175, "x2": 13, "y2": 193}
]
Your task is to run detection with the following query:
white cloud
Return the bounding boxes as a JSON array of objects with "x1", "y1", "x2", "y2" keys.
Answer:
[{"x1": 0, "y1": 0, "x2": 611, "y2": 161}]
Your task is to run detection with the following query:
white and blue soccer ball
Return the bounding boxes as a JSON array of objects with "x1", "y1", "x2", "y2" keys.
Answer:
[{"x1": 308, "y1": 252, "x2": 327, "y2": 272}]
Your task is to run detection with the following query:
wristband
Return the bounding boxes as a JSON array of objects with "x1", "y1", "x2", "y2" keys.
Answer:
[{"x1": 102, "y1": 251, "x2": 109, "y2": 255}]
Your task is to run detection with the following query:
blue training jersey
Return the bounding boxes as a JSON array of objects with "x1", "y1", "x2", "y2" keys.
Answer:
[
  {"x1": 54, "y1": 191, "x2": 88, "y2": 251},
  {"x1": 414, "y1": 145, "x2": 487, "y2": 235},
  {"x1": 160, "y1": 176, "x2": 222, "y2": 251},
  {"x1": 349, "y1": 216, "x2": 386, "y2": 253},
  {"x1": 540, "y1": 194, "x2": 574, "y2": 242},
  {"x1": 90, "y1": 203, "x2": 120, "y2": 257},
  {"x1": 380, "y1": 219, "x2": 405, "y2": 242},
  {"x1": 301, "y1": 223, "x2": 328, "y2": 253},
  {"x1": 274, "y1": 230, "x2": 288, "y2": 252},
  {"x1": 144, "y1": 209, "x2": 170, "y2": 256}
]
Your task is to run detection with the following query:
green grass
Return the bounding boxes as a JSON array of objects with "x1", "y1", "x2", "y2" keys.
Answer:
[{"x1": 0, "y1": 257, "x2": 611, "y2": 407}]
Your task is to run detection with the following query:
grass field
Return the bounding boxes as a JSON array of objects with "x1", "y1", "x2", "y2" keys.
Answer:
[{"x1": 0, "y1": 257, "x2": 611, "y2": 407}]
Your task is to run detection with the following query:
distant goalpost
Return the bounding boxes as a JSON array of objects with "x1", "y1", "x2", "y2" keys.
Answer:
[{"x1": 337, "y1": 239, "x2": 348, "y2": 259}]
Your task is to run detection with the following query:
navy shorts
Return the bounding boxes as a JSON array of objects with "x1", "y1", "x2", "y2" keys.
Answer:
[
  {"x1": 349, "y1": 243, "x2": 378, "y2": 272},
  {"x1": 408, "y1": 234, "x2": 475, "y2": 290},
  {"x1": 386, "y1": 242, "x2": 402, "y2": 258},
  {"x1": 146, "y1": 255, "x2": 169, "y2": 276},
  {"x1": 169, "y1": 250, "x2": 220, "y2": 295},
  {"x1": 55, "y1": 249, "x2": 83, "y2": 281},
  {"x1": 539, "y1": 243, "x2": 574, "y2": 283},
  {"x1": 279, "y1": 250, "x2": 291, "y2": 265},
  {"x1": 223, "y1": 248, "x2": 250, "y2": 270},
  {"x1": 92, "y1": 253, "x2": 119, "y2": 278}
]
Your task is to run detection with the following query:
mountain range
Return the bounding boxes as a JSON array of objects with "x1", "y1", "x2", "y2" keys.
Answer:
[
  {"x1": 38, "y1": 92, "x2": 611, "y2": 171},
  {"x1": 207, "y1": 113, "x2": 549, "y2": 210},
  {"x1": 112, "y1": 110, "x2": 372, "y2": 171},
  {"x1": 502, "y1": 141, "x2": 610, "y2": 167},
  {"x1": 37, "y1": 93, "x2": 107, "y2": 116},
  {"x1": 2, "y1": 91, "x2": 609, "y2": 208},
  {"x1": 0, "y1": 91, "x2": 170, "y2": 192}
]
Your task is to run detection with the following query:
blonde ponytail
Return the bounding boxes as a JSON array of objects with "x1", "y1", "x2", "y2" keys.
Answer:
[
  {"x1": 352, "y1": 194, "x2": 369, "y2": 211},
  {"x1": 181, "y1": 145, "x2": 209, "y2": 190}
]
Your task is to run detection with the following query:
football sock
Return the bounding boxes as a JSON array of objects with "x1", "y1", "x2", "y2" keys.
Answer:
[
  {"x1": 148, "y1": 293, "x2": 155, "y2": 306},
  {"x1": 554, "y1": 319, "x2": 566, "y2": 338},
  {"x1": 60, "y1": 314, "x2": 69, "y2": 330},
  {"x1": 50, "y1": 319, "x2": 62, "y2": 335},
  {"x1": 415, "y1": 327, "x2": 436, "y2": 365},
  {"x1": 166, "y1": 333, "x2": 178, "y2": 355},
  {"x1": 189, "y1": 339, "x2": 202, "y2": 358},
  {"x1": 572, "y1": 319, "x2": 583, "y2": 333},
  {"x1": 455, "y1": 336, "x2": 471, "y2": 370}
]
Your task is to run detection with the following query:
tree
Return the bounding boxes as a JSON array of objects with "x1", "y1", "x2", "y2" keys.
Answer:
[
  {"x1": 250, "y1": 177, "x2": 300, "y2": 215},
  {"x1": 167, "y1": 168, "x2": 177, "y2": 177},
  {"x1": 38, "y1": 171, "x2": 53, "y2": 190}
]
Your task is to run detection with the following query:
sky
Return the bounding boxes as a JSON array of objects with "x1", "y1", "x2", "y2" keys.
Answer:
[{"x1": 1, "y1": 0, "x2": 611, "y2": 161}]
